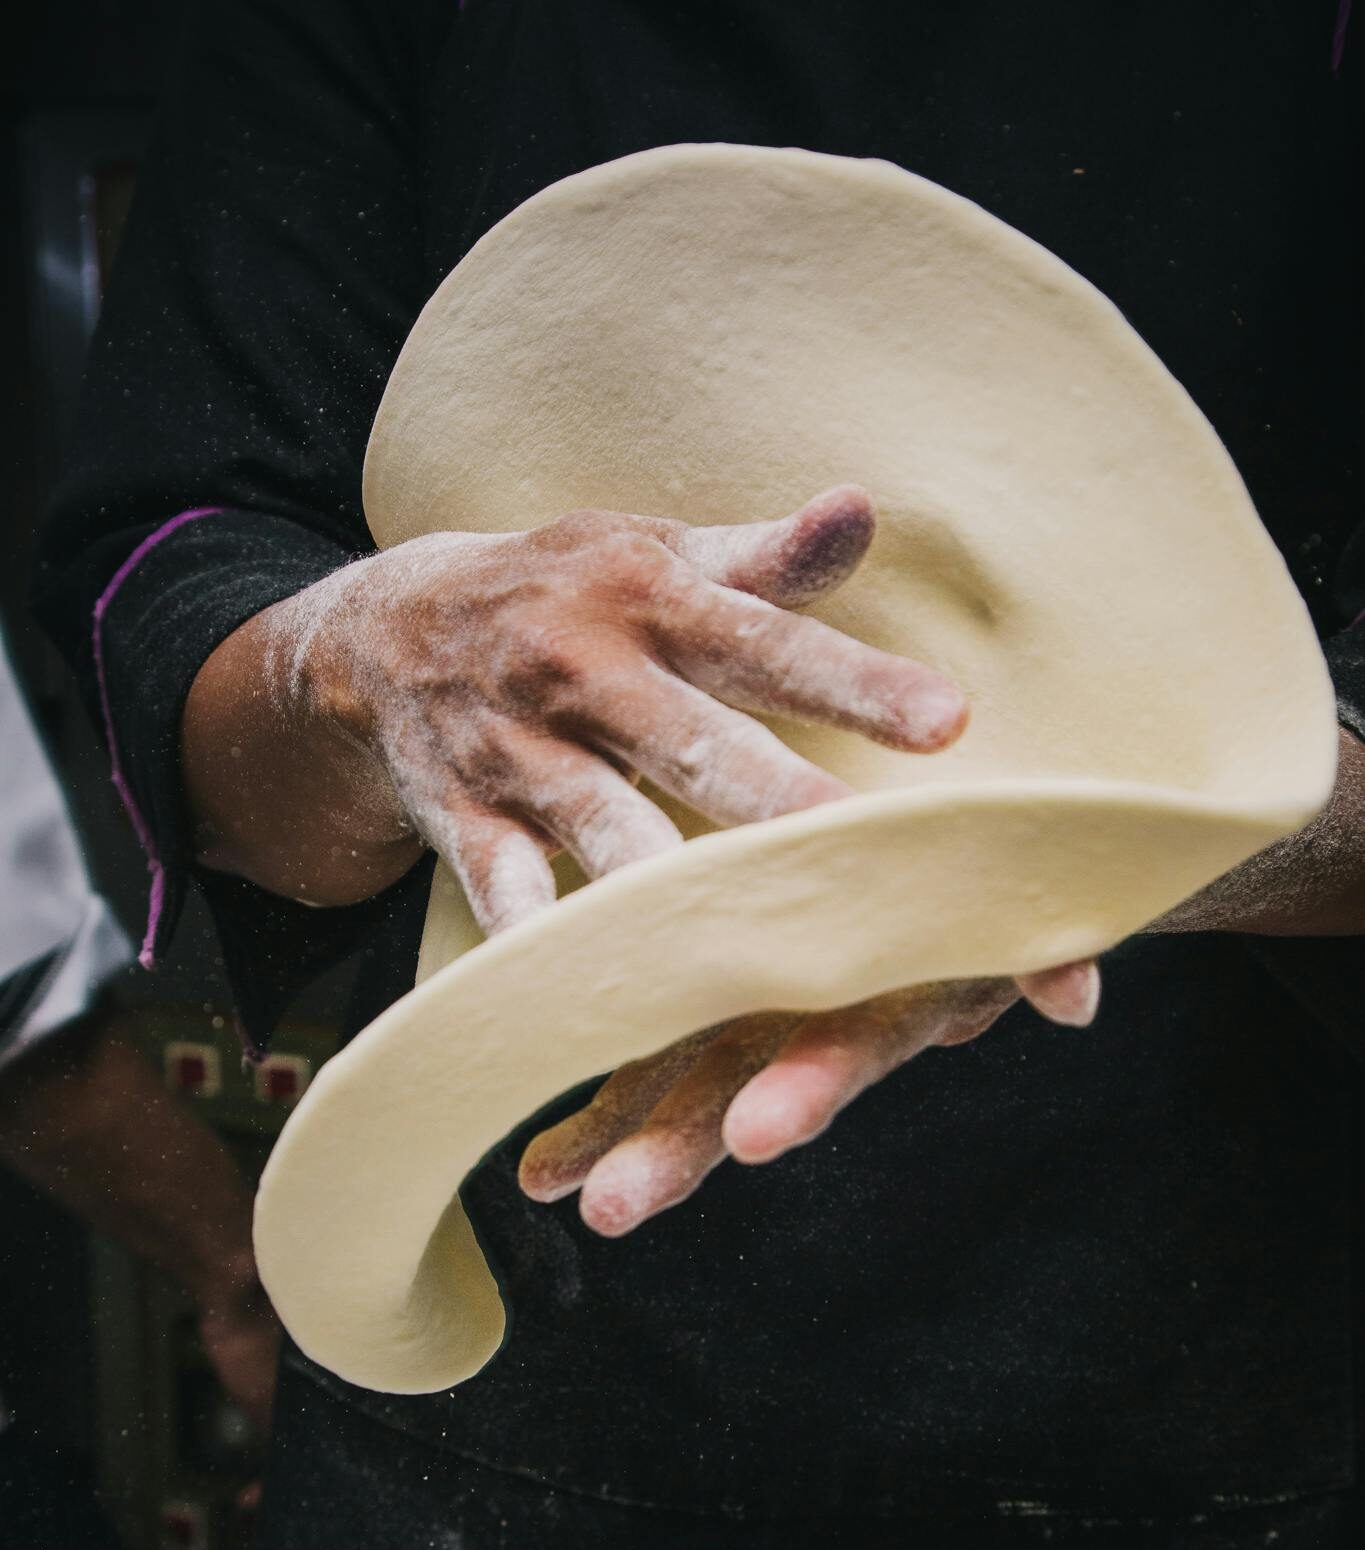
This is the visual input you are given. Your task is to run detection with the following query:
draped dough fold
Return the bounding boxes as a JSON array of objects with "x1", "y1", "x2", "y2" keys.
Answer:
[{"x1": 254, "y1": 145, "x2": 1335, "y2": 1394}]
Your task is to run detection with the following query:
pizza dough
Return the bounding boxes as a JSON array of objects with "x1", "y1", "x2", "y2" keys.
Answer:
[{"x1": 253, "y1": 145, "x2": 1336, "y2": 1394}]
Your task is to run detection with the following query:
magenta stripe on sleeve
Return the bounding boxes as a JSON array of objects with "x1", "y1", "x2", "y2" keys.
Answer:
[
  {"x1": 1333, "y1": 1, "x2": 1353, "y2": 75},
  {"x1": 91, "y1": 507, "x2": 221, "y2": 968}
]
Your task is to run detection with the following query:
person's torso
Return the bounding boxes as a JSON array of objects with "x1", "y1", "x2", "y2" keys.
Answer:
[{"x1": 293, "y1": 0, "x2": 1363, "y2": 1520}]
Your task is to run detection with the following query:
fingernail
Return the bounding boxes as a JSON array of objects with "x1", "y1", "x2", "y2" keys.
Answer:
[
  {"x1": 579, "y1": 1152, "x2": 658, "y2": 1237},
  {"x1": 1045, "y1": 963, "x2": 1102, "y2": 1028},
  {"x1": 580, "y1": 1192, "x2": 640, "y2": 1238},
  {"x1": 1071, "y1": 965, "x2": 1102, "y2": 1027},
  {"x1": 520, "y1": 1173, "x2": 580, "y2": 1204},
  {"x1": 906, "y1": 687, "x2": 969, "y2": 749},
  {"x1": 723, "y1": 1088, "x2": 806, "y2": 1165},
  {"x1": 517, "y1": 1147, "x2": 584, "y2": 1203}
]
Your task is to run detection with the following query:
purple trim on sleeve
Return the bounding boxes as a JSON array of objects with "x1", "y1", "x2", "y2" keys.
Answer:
[
  {"x1": 91, "y1": 507, "x2": 220, "y2": 969},
  {"x1": 234, "y1": 1012, "x2": 266, "y2": 1068},
  {"x1": 1334, "y1": 0, "x2": 1353, "y2": 74}
]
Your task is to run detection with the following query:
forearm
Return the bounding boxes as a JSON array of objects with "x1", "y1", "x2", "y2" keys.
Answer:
[
  {"x1": 1158, "y1": 727, "x2": 1365, "y2": 937},
  {"x1": 0, "y1": 1018, "x2": 257, "y2": 1303}
]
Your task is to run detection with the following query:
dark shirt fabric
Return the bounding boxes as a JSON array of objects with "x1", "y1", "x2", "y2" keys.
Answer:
[
  {"x1": 31, "y1": 0, "x2": 1365, "y2": 1531},
  {"x1": 258, "y1": 1357, "x2": 1359, "y2": 1550}
]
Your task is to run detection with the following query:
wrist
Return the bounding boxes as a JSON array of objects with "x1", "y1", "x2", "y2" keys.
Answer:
[
  {"x1": 183, "y1": 581, "x2": 417, "y2": 903},
  {"x1": 267, "y1": 569, "x2": 376, "y2": 746},
  {"x1": 1148, "y1": 727, "x2": 1365, "y2": 938}
]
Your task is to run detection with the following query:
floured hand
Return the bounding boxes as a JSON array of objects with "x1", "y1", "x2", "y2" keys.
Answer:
[
  {"x1": 518, "y1": 959, "x2": 1101, "y2": 1236},
  {"x1": 183, "y1": 486, "x2": 967, "y2": 922}
]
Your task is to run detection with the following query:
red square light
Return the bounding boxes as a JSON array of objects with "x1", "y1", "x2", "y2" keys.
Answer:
[
  {"x1": 174, "y1": 1054, "x2": 207, "y2": 1090},
  {"x1": 266, "y1": 1065, "x2": 299, "y2": 1101},
  {"x1": 253, "y1": 1053, "x2": 310, "y2": 1106},
  {"x1": 164, "y1": 1042, "x2": 221, "y2": 1098}
]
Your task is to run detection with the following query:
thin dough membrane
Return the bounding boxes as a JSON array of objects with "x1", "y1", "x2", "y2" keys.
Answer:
[{"x1": 254, "y1": 145, "x2": 1336, "y2": 1394}]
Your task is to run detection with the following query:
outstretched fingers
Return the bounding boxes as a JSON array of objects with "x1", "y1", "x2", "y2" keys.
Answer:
[
  {"x1": 387, "y1": 705, "x2": 689, "y2": 935},
  {"x1": 524, "y1": 963, "x2": 1102, "y2": 1238},
  {"x1": 488, "y1": 721, "x2": 684, "y2": 879},
  {"x1": 584, "y1": 662, "x2": 853, "y2": 826},
  {"x1": 518, "y1": 1025, "x2": 729, "y2": 1203},
  {"x1": 722, "y1": 980, "x2": 1020, "y2": 1164},
  {"x1": 614, "y1": 485, "x2": 967, "y2": 753},
  {"x1": 406, "y1": 787, "x2": 558, "y2": 938},
  {"x1": 652, "y1": 577, "x2": 967, "y2": 754},
  {"x1": 720, "y1": 966, "x2": 1102, "y2": 1172},
  {"x1": 576, "y1": 1014, "x2": 798, "y2": 1237}
]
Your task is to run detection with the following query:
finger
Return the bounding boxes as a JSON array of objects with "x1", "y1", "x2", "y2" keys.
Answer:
[
  {"x1": 398, "y1": 777, "x2": 557, "y2": 937},
  {"x1": 490, "y1": 722, "x2": 684, "y2": 879},
  {"x1": 652, "y1": 577, "x2": 967, "y2": 753},
  {"x1": 518, "y1": 1024, "x2": 725, "y2": 1202},
  {"x1": 577, "y1": 1013, "x2": 796, "y2": 1237},
  {"x1": 676, "y1": 484, "x2": 878, "y2": 608},
  {"x1": 583, "y1": 660, "x2": 853, "y2": 826},
  {"x1": 723, "y1": 980, "x2": 1019, "y2": 1164},
  {"x1": 1016, "y1": 959, "x2": 1101, "y2": 1027},
  {"x1": 608, "y1": 484, "x2": 877, "y2": 610}
]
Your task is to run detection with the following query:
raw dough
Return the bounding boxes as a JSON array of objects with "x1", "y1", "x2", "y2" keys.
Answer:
[{"x1": 253, "y1": 145, "x2": 1336, "y2": 1394}]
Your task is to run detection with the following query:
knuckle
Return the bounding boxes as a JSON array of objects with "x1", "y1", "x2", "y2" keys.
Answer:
[
  {"x1": 557, "y1": 782, "x2": 616, "y2": 839},
  {"x1": 658, "y1": 729, "x2": 711, "y2": 788},
  {"x1": 591, "y1": 558, "x2": 674, "y2": 620},
  {"x1": 588, "y1": 525, "x2": 678, "y2": 597},
  {"x1": 545, "y1": 507, "x2": 623, "y2": 548},
  {"x1": 609, "y1": 538, "x2": 685, "y2": 608},
  {"x1": 695, "y1": 599, "x2": 787, "y2": 673},
  {"x1": 544, "y1": 511, "x2": 681, "y2": 608}
]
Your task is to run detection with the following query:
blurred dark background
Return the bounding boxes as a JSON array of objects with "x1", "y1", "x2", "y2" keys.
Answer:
[{"x1": 3, "y1": 9, "x2": 344, "y2": 1546}]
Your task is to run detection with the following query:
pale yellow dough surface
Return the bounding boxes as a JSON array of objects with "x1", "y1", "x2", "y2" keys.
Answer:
[{"x1": 254, "y1": 144, "x2": 1336, "y2": 1394}]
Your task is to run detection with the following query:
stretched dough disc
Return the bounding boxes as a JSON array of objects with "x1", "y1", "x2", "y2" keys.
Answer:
[{"x1": 254, "y1": 145, "x2": 1336, "y2": 1394}]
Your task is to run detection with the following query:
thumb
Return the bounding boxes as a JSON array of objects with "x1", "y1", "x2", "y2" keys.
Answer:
[{"x1": 676, "y1": 484, "x2": 877, "y2": 608}]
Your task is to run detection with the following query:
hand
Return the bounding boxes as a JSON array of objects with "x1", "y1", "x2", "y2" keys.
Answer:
[
  {"x1": 195, "y1": 1268, "x2": 282, "y2": 1438},
  {"x1": 518, "y1": 960, "x2": 1101, "y2": 1236},
  {"x1": 184, "y1": 486, "x2": 968, "y2": 924}
]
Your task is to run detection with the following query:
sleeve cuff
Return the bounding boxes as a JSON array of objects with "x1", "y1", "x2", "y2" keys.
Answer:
[
  {"x1": 89, "y1": 507, "x2": 357, "y2": 974},
  {"x1": 1322, "y1": 616, "x2": 1365, "y2": 744},
  {"x1": 1239, "y1": 614, "x2": 1365, "y2": 1060}
]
